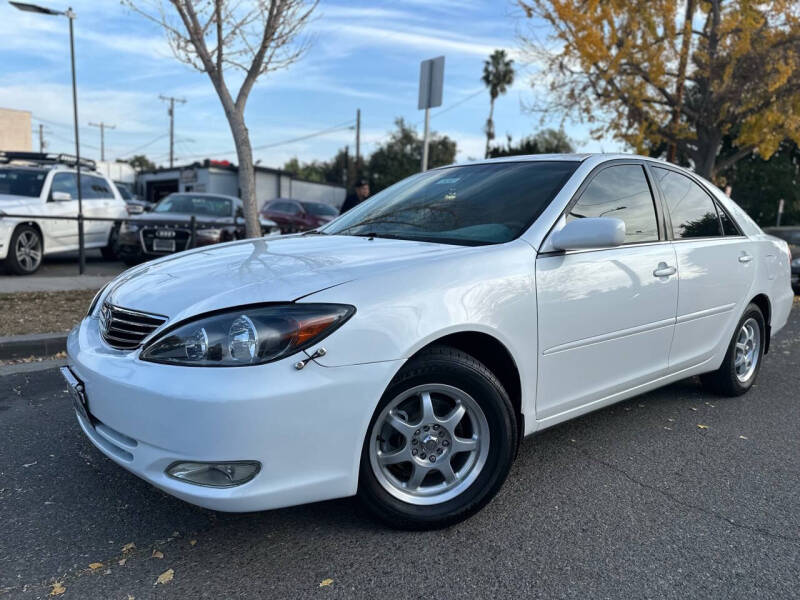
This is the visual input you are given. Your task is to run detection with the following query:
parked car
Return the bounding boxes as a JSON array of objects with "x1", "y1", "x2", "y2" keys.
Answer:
[
  {"x1": 260, "y1": 198, "x2": 339, "y2": 233},
  {"x1": 114, "y1": 182, "x2": 153, "y2": 215},
  {"x1": 763, "y1": 226, "x2": 800, "y2": 292},
  {"x1": 117, "y1": 192, "x2": 280, "y2": 265},
  {"x1": 64, "y1": 154, "x2": 793, "y2": 530},
  {"x1": 0, "y1": 151, "x2": 127, "y2": 274}
]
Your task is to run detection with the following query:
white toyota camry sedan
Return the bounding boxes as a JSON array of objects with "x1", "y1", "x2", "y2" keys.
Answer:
[{"x1": 64, "y1": 154, "x2": 794, "y2": 529}]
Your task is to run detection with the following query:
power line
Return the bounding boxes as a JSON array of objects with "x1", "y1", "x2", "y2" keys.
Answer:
[
  {"x1": 119, "y1": 133, "x2": 168, "y2": 157},
  {"x1": 175, "y1": 119, "x2": 356, "y2": 160}
]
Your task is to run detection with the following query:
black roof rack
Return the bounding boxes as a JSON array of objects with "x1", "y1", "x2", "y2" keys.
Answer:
[{"x1": 0, "y1": 151, "x2": 96, "y2": 170}]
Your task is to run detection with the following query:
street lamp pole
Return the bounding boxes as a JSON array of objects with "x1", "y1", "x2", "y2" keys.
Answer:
[{"x1": 10, "y1": 2, "x2": 85, "y2": 274}]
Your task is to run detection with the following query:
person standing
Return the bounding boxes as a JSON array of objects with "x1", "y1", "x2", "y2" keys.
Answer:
[{"x1": 340, "y1": 178, "x2": 370, "y2": 213}]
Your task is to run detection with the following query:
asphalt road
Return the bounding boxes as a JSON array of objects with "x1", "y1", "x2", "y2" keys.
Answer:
[{"x1": 1, "y1": 305, "x2": 798, "y2": 599}]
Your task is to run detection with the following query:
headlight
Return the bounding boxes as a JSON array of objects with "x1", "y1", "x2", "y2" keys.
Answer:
[
  {"x1": 791, "y1": 257, "x2": 800, "y2": 268},
  {"x1": 87, "y1": 284, "x2": 109, "y2": 317},
  {"x1": 196, "y1": 228, "x2": 222, "y2": 239},
  {"x1": 122, "y1": 221, "x2": 140, "y2": 233},
  {"x1": 140, "y1": 303, "x2": 354, "y2": 366}
]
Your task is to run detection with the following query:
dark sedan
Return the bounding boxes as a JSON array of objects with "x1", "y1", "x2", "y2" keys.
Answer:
[
  {"x1": 260, "y1": 198, "x2": 339, "y2": 233},
  {"x1": 765, "y1": 226, "x2": 800, "y2": 292},
  {"x1": 118, "y1": 192, "x2": 280, "y2": 265}
]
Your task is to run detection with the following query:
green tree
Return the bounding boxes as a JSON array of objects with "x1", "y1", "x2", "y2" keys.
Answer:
[
  {"x1": 126, "y1": 154, "x2": 156, "y2": 172},
  {"x1": 481, "y1": 49, "x2": 515, "y2": 159},
  {"x1": 283, "y1": 148, "x2": 352, "y2": 186},
  {"x1": 519, "y1": 0, "x2": 800, "y2": 180},
  {"x1": 368, "y1": 119, "x2": 457, "y2": 192},
  {"x1": 488, "y1": 128, "x2": 574, "y2": 158}
]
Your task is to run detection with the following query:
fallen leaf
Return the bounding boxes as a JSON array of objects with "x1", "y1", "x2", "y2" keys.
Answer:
[
  {"x1": 22, "y1": 461, "x2": 37, "y2": 468},
  {"x1": 122, "y1": 542, "x2": 136, "y2": 554},
  {"x1": 697, "y1": 424, "x2": 709, "y2": 430},
  {"x1": 152, "y1": 549, "x2": 164, "y2": 559},
  {"x1": 739, "y1": 435, "x2": 748, "y2": 440},
  {"x1": 155, "y1": 569, "x2": 174, "y2": 586},
  {"x1": 690, "y1": 407, "x2": 698, "y2": 411},
  {"x1": 319, "y1": 578, "x2": 334, "y2": 587},
  {"x1": 667, "y1": 418, "x2": 675, "y2": 422},
  {"x1": 118, "y1": 558, "x2": 127, "y2": 566},
  {"x1": 49, "y1": 582, "x2": 66, "y2": 596},
  {"x1": 664, "y1": 427, "x2": 672, "y2": 431},
  {"x1": 89, "y1": 562, "x2": 104, "y2": 570},
  {"x1": 189, "y1": 540, "x2": 197, "y2": 546}
]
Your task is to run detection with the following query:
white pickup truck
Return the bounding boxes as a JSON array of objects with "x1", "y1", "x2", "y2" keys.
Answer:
[{"x1": 0, "y1": 153, "x2": 128, "y2": 275}]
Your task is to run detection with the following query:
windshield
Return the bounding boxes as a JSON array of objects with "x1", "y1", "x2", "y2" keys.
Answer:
[
  {"x1": 322, "y1": 161, "x2": 578, "y2": 245},
  {"x1": 116, "y1": 184, "x2": 133, "y2": 200},
  {"x1": 302, "y1": 202, "x2": 338, "y2": 217},
  {"x1": 0, "y1": 168, "x2": 47, "y2": 198},
  {"x1": 154, "y1": 194, "x2": 232, "y2": 217}
]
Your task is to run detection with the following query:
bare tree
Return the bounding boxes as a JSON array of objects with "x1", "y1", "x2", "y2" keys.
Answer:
[{"x1": 124, "y1": 0, "x2": 317, "y2": 237}]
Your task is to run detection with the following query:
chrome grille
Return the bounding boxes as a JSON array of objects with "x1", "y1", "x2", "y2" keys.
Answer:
[{"x1": 100, "y1": 303, "x2": 167, "y2": 350}]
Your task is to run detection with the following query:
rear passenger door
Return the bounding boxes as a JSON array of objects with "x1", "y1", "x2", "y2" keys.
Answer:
[
  {"x1": 536, "y1": 162, "x2": 679, "y2": 420},
  {"x1": 80, "y1": 175, "x2": 115, "y2": 246},
  {"x1": 650, "y1": 166, "x2": 756, "y2": 371}
]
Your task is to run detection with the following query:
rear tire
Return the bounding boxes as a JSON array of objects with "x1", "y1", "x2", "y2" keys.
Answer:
[
  {"x1": 700, "y1": 303, "x2": 765, "y2": 397},
  {"x1": 5, "y1": 224, "x2": 43, "y2": 275},
  {"x1": 101, "y1": 223, "x2": 120, "y2": 260},
  {"x1": 358, "y1": 344, "x2": 517, "y2": 530}
]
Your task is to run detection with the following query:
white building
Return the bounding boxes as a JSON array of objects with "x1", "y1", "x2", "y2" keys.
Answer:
[{"x1": 136, "y1": 160, "x2": 346, "y2": 209}]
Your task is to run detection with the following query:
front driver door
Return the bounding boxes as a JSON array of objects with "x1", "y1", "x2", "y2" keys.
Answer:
[{"x1": 535, "y1": 163, "x2": 679, "y2": 421}]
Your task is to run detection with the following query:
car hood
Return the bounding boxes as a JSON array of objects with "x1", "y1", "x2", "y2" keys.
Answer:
[
  {"x1": 130, "y1": 212, "x2": 232, "y2": 224},
  {"x1": 105, "y1": 234, "x2": 461, "y2": 320},
  {"x1": 0, "y1": 194, "x2": 34, "y2": 209}
]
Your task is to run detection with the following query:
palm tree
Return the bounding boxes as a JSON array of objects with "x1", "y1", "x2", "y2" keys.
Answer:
[{"x1": 482, "y1": 49, "x2": 515, "y2": 158}]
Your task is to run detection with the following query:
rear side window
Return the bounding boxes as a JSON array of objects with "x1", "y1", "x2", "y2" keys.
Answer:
[
  {"x1": 567, "y1": 165, "x2": 659, "y2": 243},
  {"x1": 81, "y1": 175, "x2": 112, "y2": 199},
  {"x1": 717, "y1": 205, "x2": 741, "y2": 236},
  {"x1": 653, "y1": 168, "x2": 722, "y2": 239}
]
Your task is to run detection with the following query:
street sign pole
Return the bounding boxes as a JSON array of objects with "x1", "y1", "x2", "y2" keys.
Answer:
[{"x1": 418, "y1": 56, "x2": 445, "y2": 172}]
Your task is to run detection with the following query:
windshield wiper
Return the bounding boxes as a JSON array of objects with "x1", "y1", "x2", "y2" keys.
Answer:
[{"x1": 301, "y1": 229, "x2": 328, "y2": 236}]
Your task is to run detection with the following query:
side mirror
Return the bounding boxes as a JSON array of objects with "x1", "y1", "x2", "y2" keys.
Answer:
[
  {"x1": 52, "y1": 191, "x2": 72, "y2": 201},
  {"x1": 551, "y1": 217, "x2": 626, "y2": 251}
]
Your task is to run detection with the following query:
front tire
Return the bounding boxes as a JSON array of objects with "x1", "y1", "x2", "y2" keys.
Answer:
[
  {"x1": 5, "y1": 224, "x2": 43, "y2": 275},
  {"x1": 101, "y1": 223, "x2": 120, "y2": 260},
  {"x1": 358, "y1": 345, "x2": 517, "y2": 530},
  {"x1": 700, "y1": 303, "x2": 766, "y2": 396}
]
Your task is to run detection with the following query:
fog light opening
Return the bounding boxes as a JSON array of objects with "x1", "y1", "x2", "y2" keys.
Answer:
[{"x1": 166, "y1": 461, "x2": 260, "y2": 488}]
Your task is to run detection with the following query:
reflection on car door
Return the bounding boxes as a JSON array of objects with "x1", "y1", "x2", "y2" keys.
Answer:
[
  {"x1": 651, "y1": 166, "x2": 756, "y2": 371},
  {"x1": 536, "y1": 163, "x2": 679, "y2": 421},
  {"x1": 81, "y1": 174, "x2": 114, "y2": 246},
  {"x1": 44, "y1": 171, "x2": 80, "y2": 250}
]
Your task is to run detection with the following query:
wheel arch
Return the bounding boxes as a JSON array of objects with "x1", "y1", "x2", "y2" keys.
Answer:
[
  {"x1": 408, "y1": 331, "x2": 524, "y2": 443},
  {"x1": 13, "y1": 220, "x2": 45, "y2": 250},
  {"x1": 749, "y1": 293, "x2": 772, "y2": 354}
]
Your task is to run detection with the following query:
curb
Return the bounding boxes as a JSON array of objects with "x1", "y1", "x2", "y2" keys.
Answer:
[
  {"x1": 0, "y1": 358, "x2": 67, "y2": 377},
  {"x1": 0, "y1": 332, "x2": 68, "y2": 360}
]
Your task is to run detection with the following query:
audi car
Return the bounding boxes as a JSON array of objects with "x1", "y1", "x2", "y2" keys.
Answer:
[{"x1": 117, "y1": 192, "x2": 280, "y2": 264}]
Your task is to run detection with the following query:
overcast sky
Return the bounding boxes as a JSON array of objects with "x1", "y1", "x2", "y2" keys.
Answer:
[{"x1": 0, "y1": 0, "x2": 623, "y2": 169}]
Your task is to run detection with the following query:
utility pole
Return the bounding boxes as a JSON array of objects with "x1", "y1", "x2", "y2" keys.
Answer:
[
  {"x1": 36, "y1": 124, "x2": 47, "y2": 152},
  {"x1": 159, "y1": 95, "x2": 186, "y2": 168},
  {"x1": 355, "y1": 108, "x2": 361, "y2": 176},
  {"x1": 88, "y1": 121, "x2": 115, "y2": 161}
]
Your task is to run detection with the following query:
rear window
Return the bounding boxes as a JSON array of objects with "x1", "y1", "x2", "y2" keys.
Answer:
[
  {"x1": 0, "y1": 168, "x2": 47, "y2": 197},
  {"x1": 302, "y1": 202, "x2": 338, "y2": 217},
  {"x1": 323, "y1": 161, "x2": 578, "y2": 245}
]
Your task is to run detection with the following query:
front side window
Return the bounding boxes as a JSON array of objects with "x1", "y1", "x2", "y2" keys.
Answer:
[
  {"x1": 653, "y1": 168, "x2": 722, "y2": 239},
  {"x1": 566, "y1": 165, "x2": 659, "y2": 243},
  {"x1": 323, "y1": 161, "x2": 578, "y2": 245},
  {"x1": 154, "y1": 194, "x2": 233, "y2": 217},
  {"x1": 0, "y1": 168, "x2": 47, "y2": 197},
  {"x1": 50, "y1": 172, "x2": 78, "y2": 199}
]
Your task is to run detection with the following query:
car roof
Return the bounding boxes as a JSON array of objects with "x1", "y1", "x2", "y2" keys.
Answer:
[
  {"x1": 442, "y1": 152, "x2": 684, "y2": 169},
  {"x1": 166, "y1": 192, "x2": 241, "y2": 204}
]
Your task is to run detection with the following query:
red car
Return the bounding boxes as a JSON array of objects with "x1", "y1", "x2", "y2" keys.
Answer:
[{"x1": 260, "y1": 198, "x2": 339, "y2": 233}]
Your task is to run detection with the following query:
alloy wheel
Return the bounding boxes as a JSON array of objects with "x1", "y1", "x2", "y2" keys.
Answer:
[
  {"x1": 368, "y1": 383, "x2": 490, "y2": 505},
  {"x1": 15, "y1": 230, "x2": 42, "y2": 273},
  {"x1": 734, "y1": 317, "x2": 761, "y2": 383}
]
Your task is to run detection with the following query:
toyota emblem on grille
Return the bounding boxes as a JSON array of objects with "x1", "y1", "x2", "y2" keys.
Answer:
[{"x1": 156, "y1": 229, "x2": 176, "y2": 238}]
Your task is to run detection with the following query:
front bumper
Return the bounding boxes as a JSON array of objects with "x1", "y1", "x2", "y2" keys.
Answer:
[{"x1": 67, "y1": 317, "x2": 402, "y2": 512}]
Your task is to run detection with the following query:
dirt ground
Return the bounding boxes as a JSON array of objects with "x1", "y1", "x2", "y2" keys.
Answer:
[{"x1": 0, "y1": 289, "x2": 99, "y2": 336}]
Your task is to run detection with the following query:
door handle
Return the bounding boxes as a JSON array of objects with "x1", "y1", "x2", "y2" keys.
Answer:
[
  {"x1": 738, "y1": 253, "x2": 753, "y2": 263},
  {"x1": 653, "y1": 262, "x2": 676, "y2": 278}
]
